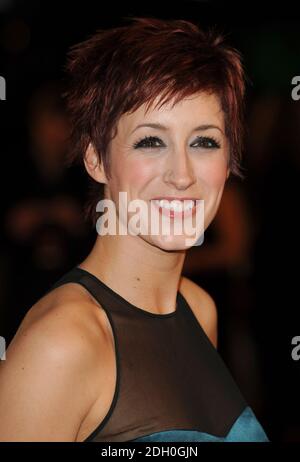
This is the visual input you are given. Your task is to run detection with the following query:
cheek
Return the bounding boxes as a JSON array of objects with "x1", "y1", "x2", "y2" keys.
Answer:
[
  {"x1": 110, "y1": 157, "x2": 156, "y2": 193},
  {"x1": 200, "y1": 157, "x2": 228, "y2": 226},
  {"x1": 198, "y1": 156, "x2": 228, "y2": 190},
  {"x1": 124, "y1": 159, "x2": 157, "y2": 190}
]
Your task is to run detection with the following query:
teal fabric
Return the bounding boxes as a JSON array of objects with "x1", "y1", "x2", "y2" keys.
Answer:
[{"x1": 131, "y1": 406, "x2": 269, "y2": 442}]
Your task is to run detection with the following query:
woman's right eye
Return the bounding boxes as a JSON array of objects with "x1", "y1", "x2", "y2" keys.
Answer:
[{"x1": 133, "y1": 136, "x2": 164, "y2": 149}]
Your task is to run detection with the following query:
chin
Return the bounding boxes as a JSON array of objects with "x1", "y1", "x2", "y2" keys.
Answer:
[{"x1": 146, "y1": 233, "x2": 204, "y2": 252}]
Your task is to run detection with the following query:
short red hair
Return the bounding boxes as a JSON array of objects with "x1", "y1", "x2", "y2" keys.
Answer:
[{"x1": 64, "y1": 16, "x2": 246, "y2": 227}]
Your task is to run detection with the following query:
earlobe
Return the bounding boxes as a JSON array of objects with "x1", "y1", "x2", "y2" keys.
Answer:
[{"x1": 84, "y1": 143, "x2": 107, "y2": 184}]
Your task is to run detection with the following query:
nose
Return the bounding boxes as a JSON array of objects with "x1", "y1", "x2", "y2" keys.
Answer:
[{"x1": 163, "y1": 148, "x2": 197, "y2": 190}]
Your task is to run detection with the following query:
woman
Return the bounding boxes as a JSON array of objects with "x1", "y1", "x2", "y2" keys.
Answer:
[{"x1": 0, "y1": 17, "x2": 269, "y2": 442}]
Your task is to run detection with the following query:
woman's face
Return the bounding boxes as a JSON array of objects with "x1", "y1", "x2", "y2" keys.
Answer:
[{"x1": 99, "y1": 91, "x2": 229, "y2": 251}]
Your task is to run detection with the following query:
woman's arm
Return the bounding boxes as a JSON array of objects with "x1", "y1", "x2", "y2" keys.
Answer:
[{"x1": 0, "y1": 302, "x2": 100, "y2": 441}]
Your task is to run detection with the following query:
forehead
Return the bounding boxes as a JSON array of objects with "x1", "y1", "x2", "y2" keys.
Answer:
[{"x1": 117, "y1": 92, "x2": 224, "y2": 136}]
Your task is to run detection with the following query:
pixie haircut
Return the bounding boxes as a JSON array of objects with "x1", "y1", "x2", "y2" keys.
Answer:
[{"x1": 64, "y1": 16, "x2": 246, "y2": 227}]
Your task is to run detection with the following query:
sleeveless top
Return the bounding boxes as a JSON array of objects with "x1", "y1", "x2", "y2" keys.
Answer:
[{"x1": 46, "y1": 266, "x2": 270, "y2": 442}]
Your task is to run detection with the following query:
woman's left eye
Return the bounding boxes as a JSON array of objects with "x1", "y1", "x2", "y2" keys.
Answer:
[{"x1": 192, "y1": 136, "x2": 221, "y2": 149}]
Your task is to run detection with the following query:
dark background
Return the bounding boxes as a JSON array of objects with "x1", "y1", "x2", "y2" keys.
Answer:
[{"x1": 0, "y1": 0, "x2": 300, "y2": 442}]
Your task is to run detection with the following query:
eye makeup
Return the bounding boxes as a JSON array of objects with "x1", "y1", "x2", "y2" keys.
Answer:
[{"x1": 133, "y1": 135, "x2": 221, "y2": 150}]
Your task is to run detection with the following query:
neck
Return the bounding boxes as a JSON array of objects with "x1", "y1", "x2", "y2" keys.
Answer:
[{"x1": 78, "y1": 233, "x2": 186, "y2": 314}]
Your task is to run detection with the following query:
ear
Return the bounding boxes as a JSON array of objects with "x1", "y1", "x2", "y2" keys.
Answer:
[
  {"x1": 226, "y1": 167, "x2": 230, "y2": 180},
  {"x1": 84, "y1": 143, "x2": 108, "y2": 184}
]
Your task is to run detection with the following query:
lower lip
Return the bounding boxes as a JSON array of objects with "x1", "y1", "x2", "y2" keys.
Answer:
[{"x1": 151, "y1": 201, "x2": 197, "y2": 219}]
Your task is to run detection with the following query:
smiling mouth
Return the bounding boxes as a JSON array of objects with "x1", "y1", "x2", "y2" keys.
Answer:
[{"x1": 150, "y1": 198, "x2": 199, "y2": 218}]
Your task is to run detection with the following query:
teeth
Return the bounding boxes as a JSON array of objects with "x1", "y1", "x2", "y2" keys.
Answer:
[{"x1": 153, "y1": 199, "x2": 195, "y2": 212}]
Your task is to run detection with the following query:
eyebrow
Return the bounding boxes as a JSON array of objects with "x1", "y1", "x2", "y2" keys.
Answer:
[{"x1": 130, "y1": 123, "x2": 224, "y2": 135}]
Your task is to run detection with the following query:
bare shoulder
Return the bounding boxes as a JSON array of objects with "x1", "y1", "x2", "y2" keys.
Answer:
[
  {"x1": 18, "y1": 282, "x2": 108, "y2": 337},
  {"x1": 8, "y1": 283, "x2": 112, "y2": 371},
  {"x1": 179, "y1": 276, "x2": 218, "y2": 348},
  {"x1": 0, "y1": 283, "x2": 110, "y2": 441}
]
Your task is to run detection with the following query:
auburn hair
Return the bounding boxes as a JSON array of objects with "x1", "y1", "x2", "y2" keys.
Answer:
[{"x1": 64, "y1": 16, "x2": 247, "y2": 227}]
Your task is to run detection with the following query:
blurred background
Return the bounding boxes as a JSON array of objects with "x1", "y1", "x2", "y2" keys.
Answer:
[{"x1": 0, "y1": 0, "x2": 299, "y2": 442}]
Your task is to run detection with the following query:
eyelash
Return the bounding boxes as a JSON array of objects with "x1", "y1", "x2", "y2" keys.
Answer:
[{"x1": 133, "y1": 135, "x2": 221, "y2": 150}]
